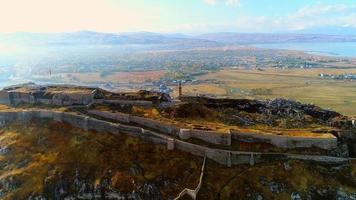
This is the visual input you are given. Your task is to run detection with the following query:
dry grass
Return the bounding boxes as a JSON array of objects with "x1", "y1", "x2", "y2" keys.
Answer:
[
  {"x1": 199, "y1": 160, "x2": 356, "y2": 199},
  {"x1": 193, "y1": 68, "x2": 356, "y2": 116},
  {"x1": 0, "y1": 121, "x2": 202, "y2": 199},
  {"x1": 0, "y1": 104, "x2": 10, "y2": 110},
  {"x1": 172, "y1": 84, "x2": 227, "y2": 98}
]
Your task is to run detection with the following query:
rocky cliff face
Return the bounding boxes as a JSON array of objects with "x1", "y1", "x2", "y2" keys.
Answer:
[
  {"x1": 199, "y1": 159, "x2": 356, "y2": 200},
  {"x1": 0, "y1": 121, "x2": 202, "y2": 200}
]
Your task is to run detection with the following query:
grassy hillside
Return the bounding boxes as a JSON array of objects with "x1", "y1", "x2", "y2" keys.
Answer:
[{"x1": 0, "y1": 121, "x2": 202, "y2": 199}]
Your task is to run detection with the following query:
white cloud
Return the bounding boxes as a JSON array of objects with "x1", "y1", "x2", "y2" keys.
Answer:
[
  {"x1": 170, "y1": 3, "x2": 356, "y2": 34},
  {"x1": 285, "y1": 4, "x2": 356, "y2": 30},
  {"x1": 231, "y1": 3, "x2": 356, "y2": 32}
]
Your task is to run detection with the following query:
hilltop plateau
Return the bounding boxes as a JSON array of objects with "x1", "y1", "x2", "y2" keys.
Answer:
[{"x1": 0, "y1": 83, "x2": 354, "y2": 199}]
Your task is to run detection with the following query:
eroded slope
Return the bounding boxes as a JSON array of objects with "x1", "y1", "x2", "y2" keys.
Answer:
[{"x1": 0, "y1": 121, "x2": 202, "y2": 199}]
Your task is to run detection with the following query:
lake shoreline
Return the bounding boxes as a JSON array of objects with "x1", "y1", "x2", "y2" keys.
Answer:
[{"x1": 252, "y1": 42, "x2": 356, "y2": 58}]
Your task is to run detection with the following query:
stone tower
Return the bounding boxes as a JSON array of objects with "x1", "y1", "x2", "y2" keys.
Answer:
[{"x1": 178, "y1": 81, "x2": 182, "y2": 97}]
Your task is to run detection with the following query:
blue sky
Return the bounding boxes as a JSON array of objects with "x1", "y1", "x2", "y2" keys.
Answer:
[{"x1": 0, "y1": 0, "x2": 355, "y2": 33}]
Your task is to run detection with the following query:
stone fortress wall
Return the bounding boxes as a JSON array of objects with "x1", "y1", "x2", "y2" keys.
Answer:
[
  {"x1": 87, "y1": 110, "x2": 337, "y2": 150},
  {"x1": 0, "y1": 110, "x2": 350, "y2": 167},
  {"x1": 230, "y1": 130, "x2": 337, "y2": 150},
  {"x1": 0, "y1": 91, "x2": 10, "y2": 105},
  {"x1": 0, "y1": 84, "x2": 343, "y2": 152},
  {"x1": 88, "y1": 110, "x2": 232, "y2": 146},
  {"x1": 0, "y1": 84, "x2": 96, "y2": 107}
]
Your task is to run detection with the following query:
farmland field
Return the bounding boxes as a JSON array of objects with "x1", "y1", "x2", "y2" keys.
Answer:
[
  {"x1": 180, "y1": 68, "x2": 356, "y2": 116},
  {"x1": 56, "y1": 70, "x2": 166, "y2": 84}
]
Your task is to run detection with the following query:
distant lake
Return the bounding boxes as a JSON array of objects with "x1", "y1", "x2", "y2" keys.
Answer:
[{"x1": 253, "y1": 42, "x2": 356, "y2": 57}]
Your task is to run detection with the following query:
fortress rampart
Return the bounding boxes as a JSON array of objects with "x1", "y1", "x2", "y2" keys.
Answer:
[
  {"x1": 88, "y1": 110, "x2": 337, "y2": 150},
  {"x1": 0, "y1": 86, "x2": 96, "y2": 106},
  {"x1": 231, "y1": 130, "x2": 337, "y2": 150},
  {"x1": 0, "y1": 110, "x2": 349, "y2": 167},
  {"x1": 88, "y1": 110, "x2": 232, "y2": 146}
]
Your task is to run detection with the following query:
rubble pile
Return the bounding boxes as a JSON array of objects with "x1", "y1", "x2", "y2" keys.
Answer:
[
  {"x1": 36, "y1": 169, "x2": 157, "y2": 200},
  {"x1": 265, "y1": 98, "x2": 340, "y2": 121}
]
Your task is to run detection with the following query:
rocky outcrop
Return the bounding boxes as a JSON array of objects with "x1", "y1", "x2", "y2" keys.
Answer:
[
  {"x1": 174, "y1": 156, "x2": 206, "y2": 200},
  {"x1": 179, "y1": 96, "x2": 342, "y2": 128}
]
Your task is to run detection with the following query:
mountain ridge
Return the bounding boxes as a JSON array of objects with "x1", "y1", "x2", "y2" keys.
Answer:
[{"x1": 1, "y1": 31, "x2": 356, "y2": 47}]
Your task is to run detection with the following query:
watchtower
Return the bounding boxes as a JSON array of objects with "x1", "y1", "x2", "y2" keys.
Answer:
[{"x1": 178, "y1": 81, "x2": 182, "y2": 97}]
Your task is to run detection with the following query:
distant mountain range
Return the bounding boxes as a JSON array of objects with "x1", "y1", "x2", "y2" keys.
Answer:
[
  {"x1": 1, "y1": 31, "x2": 356, "y2": 48},
  {"x1": 196, "y1": 32, "x2": 356, "y2": 44},
  {"x1": 0, "y1": 31, "x2": 218, "y2": 47}
]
